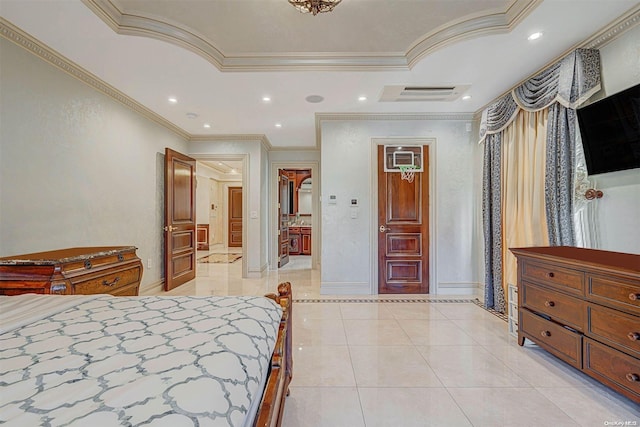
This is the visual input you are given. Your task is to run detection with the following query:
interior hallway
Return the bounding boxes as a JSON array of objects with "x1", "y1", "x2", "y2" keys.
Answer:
[{"x1": 147, "y1": 250, "x2": 639, "y2": 426}]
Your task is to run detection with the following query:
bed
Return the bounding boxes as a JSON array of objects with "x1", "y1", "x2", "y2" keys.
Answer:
[{"x1": 0, "y1": 282, "x2": 293, "y2": 427}]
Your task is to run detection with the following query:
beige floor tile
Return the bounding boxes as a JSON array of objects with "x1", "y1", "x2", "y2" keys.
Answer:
[
  {"x1": 282, "y1": 387, "x2": 365, "y2": 427},
  {"x1": 416, "y1": 345, "x2": 529, "y2": 388},
  {"x1": 487, "y1": 343, "x2": 601, "y2": 388},
  {"x1": 290, "y1": 345, "x2": 356, "y2": 387},
  {"x1": 449, "y1": 387, "x2": 580, "y2": 427},
  {"x1": 349, "y1": 346, "x2": 443, "y2": 387},
  {"x1": 400, "y1": 319, "x2": 477, "y2": 346},
  {"x1": 339, "y1": 303, "x2": 394, "y2": 320},
  {"x1": 343, "y1": 319, "x2": 413, "y2": 346},
  {"x1": 536, "y1": 387, "x2": 640, "y2": 425},
  {"x1": 434, "y1": 303, "x2": 494, "y2": 320},
  {"x1": 358, "y1": 387, "x2": 472, "y2": 427},
  {"x1": 293, "y1": 303, "x2": 342, "y2": 320},
  {"x1": 450, "y1": 317, "x2": 511, "y2": 347},
  {"x1": 385, "y1": 303, "x2": 448, "y2": 320},
  {"x1": 293, "y1": 318, "x2": 347, "y2": 347}
]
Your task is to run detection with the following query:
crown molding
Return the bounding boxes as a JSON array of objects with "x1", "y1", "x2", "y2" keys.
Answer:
[
  {"x1": 583, "y1": 4, "x2": 640, "y2": 49},
  {"x1": 82, "y1": 0, "x2": 540, "y2": 72},
  {"x1": 474, "y1": 4, "x2": 640, "y2": 116},
  {"x1": 0, "y1": 17, "x2": 190, "y2": 141},
  {"x1": 406, "y1": 0, "x2": 542, "y2": 67}
]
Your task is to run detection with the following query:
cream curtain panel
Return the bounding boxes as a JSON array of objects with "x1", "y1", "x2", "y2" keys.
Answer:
[{"x1": 480, "y1": 48, "x2": 601, "y2": 312}]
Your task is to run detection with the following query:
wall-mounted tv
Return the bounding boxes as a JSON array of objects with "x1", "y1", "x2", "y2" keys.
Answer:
[{"x1": 576, "y1": 83, "x2": 640, "y2": 175}]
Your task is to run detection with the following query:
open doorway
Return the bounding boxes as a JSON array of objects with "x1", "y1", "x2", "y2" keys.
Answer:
[
  {"x1": 278, "y1": 168, "x2": 312, "y2": 270},
  {"x1": 193, "y1": 156, "x2": 247, "y2": 277},
  {"x1": 270, "y1": 161, "x2": 320, "y2": 271}
]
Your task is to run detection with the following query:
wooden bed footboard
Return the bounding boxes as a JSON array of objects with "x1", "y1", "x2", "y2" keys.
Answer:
[{"x1": 255, "y1": 282, "x2": 293, "y2": 427}]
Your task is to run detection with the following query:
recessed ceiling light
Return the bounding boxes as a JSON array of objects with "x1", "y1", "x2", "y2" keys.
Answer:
[
  {"x1": 358, "y1": 96, "x2": 367, "y2": 101},
  {"x1": 203, "y1": 123, "x2": 211, "y2": 128},
  {"x1": 186, "y1": 112, "x2": 198, "y2": 119},
  {"x1": 528, "y1": 32, "x2": 543, "y2": 41},
  {"x1": 168, "y1": 97, "x2": 178, "y2": 103},
  {"x1": 275, "y1": 123, "x2": 282, "y2": 128},
  {"x1": 462, "y1": 95, "x2": 472, "y2": 101},
  {"x1": 305, "y1": 95, "x2": 324, "y2": 103},
  {"x1": 262, "y1": 96, "x2": 271, "y2": 102}
]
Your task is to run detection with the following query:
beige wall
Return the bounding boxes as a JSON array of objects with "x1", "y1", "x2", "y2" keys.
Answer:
[{"x1": 0, "y1": 38, "x2": 188, "y2": 288}]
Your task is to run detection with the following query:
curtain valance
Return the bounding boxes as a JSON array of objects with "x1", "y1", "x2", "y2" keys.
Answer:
[{"x1": 479, "y1": 48, "x2": 601, "y2": 143}]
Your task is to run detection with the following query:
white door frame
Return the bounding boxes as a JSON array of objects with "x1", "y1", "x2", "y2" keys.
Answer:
[
  {"x1": 269, "y1": 161, "x2": 320, "y2": 270},
  {"x1": 192, "y1": 153, "x2": 248, "y2": 278},
  {"x1": 370, "y1": 137, "x2": 437, "y2": 294}
]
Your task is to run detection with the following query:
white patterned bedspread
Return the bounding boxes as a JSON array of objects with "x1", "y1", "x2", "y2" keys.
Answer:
[{"x1": 0, "y1": 294, "x2": 283, "y2": 427}]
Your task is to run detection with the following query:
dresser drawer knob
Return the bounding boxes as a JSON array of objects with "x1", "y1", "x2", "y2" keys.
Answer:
[
  {"x1": 626, "y1": 373, "x2": 639, "y2": 383},
  {"x1": 547, "y1": 272, "x2": 555, "y2": 278},
  {"x1": 628, "y1": 332, "x2": 640, "y2": 341},
  {"x1": 102, "y1": 277, "x2": 120, "y2": 287},
  {"x1": 544, "y1": 301, "x2": 555, "y2": 307},
  {"x1": 541, "y1": 330, "x2": 551, "y2": 337},
  {"x1": 629, "y1": 293, "x2": 640, "y2": 301}
]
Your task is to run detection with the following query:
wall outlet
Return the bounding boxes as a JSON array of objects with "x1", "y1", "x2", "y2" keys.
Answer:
[{"x1": 147, "y1": 258, "x2": 152, "y2": 269}]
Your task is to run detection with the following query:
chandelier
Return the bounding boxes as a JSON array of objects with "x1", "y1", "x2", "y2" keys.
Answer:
[{"x1": 288, "y1": 0, "x2": 342, "y2": 15}]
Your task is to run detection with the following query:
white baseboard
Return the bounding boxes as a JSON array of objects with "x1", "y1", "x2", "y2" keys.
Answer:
[
  {"x1": 247, "y1": 263, "x2": 268, "y2": 279},
  {"x1": 320, "y1": 282, "x2": 371, "y2": 295}
]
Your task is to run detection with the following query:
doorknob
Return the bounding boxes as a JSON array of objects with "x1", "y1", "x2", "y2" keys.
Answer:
[
  {"x1": 379, "y1": 225, "x2": 389, "y2": 232},
  {"x1": 164, "y1": 225, "x2": 177, "y2": 232}
]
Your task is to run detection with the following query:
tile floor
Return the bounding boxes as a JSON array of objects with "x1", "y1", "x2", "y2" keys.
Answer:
[{"x1": 149, "y1": 248, "x2": 640, "y2": 426}]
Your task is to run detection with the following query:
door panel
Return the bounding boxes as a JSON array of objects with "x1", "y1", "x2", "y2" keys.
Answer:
[
  {"x1": 279, "y1": 170, "x2": 290, "y2": 267},
  {"x1": 164, "y1": 148, "x2": 196, "y2": 291},
  {"x1": 378, "y1": 145, "x2": 429, "y2": 294},
  {"x1": 228, "y1": 187, "x2": 242, "y2": 248}
]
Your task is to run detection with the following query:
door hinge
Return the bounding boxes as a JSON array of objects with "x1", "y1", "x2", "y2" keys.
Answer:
[{"x1": 278, "y1": 203, "x2": 280, "y2": 209}]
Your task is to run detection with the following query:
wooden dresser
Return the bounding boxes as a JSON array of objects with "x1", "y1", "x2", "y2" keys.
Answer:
[
  {"x1": 511, "y1": 246, "x2": 639, "y2": 403},
  {"x1": 0, "y1": 246, "x2": 143, "y2": 296}
]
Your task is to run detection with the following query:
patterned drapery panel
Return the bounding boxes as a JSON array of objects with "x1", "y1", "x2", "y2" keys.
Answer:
[
  {"x1": 482, "y1": 133, "x2": 505, "y2": 313},
  {"x1": 546, "y1": 104, "x2": 577, "y2": 246},
  {"x1": 479, "y1": 48, "x2": 600, "y2": 311}
]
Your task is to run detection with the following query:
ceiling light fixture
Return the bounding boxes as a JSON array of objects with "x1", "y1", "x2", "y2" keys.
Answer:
[
  {"x1": 203, "y1": 124, "x2": 211, "y2": 128},
  {"x1": 168, "y1": 97, "x2": 178, "y2": 103},
  {"x1": 462, "y1": 95, "x2": 472, "y2": 101},
  {"x1": 528, "y1": 32, "x2": 543, "y2": 41},
  {"x1": 288, "y1": 0, "x2": 342, "y2": 15},
  {"x1": 358, "y1": 96, "x2": 367, "y2": 101},
  {"x1": 275, "y1": 123, "x2": 283, "y2": 128},
  {"x1": 262, "y1": 96, "x2": 271, "y2": 102}
]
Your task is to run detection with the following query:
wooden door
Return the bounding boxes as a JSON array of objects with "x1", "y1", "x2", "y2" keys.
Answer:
[
  {"x1": 164, "y1": 148, "x2": 197, "y2": 291},
  {"x1": 228, "y1": 187, "x2": 243, "y2": 247},
  {"x1": 279, "y1": 170, "x2": 290, "y2": 267},
  {"x1": 377, "y1": 145, "x2": 429, "y2": 294}
]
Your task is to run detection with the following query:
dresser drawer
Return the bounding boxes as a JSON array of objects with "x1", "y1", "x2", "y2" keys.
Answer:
[
  {"x1": 587, "y1": 274, "x2": 640, "y2": 315},
  {"x1": 584, "y1": 338, "x2": 640, "y2": 403},
  {"x1": 72, "y1": 266, "x2": 142, "y2": 295},
  {"x1": 521, "y1": 260, "x2": 584, "y2": 296},
  {"x1": 522, "y1": 282, "x2": 584, "y2": 331},
  {"x1": 520, "y1": 309, "x2": 582, "y2": 369},
  {"x1": 587, "y1": 303, "x2": 640, "y2": 358}
]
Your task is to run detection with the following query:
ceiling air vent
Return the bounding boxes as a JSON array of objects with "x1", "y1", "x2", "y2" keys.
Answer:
[{"x1": 379, "y1": 85, "x2": 470, "y2": 102}]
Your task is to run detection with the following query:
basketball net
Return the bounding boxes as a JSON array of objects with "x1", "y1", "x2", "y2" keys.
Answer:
[{"x1": 399, "y1": 165, "x2": 417, "y2": 183}]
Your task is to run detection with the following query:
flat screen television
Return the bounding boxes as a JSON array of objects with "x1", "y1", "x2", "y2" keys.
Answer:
[{"x1": 576, "y1": 83, "x2": 640, "y2": 175}]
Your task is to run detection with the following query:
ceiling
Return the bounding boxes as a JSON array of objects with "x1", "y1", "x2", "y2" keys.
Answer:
[{"x1": 0, "y1": 0, "x2": 638, "y2": 149}]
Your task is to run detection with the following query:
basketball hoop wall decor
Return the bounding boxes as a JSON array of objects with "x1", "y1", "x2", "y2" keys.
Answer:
[{"x1": 383, "y1": 145, "x2": 423, "y2": 182}]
